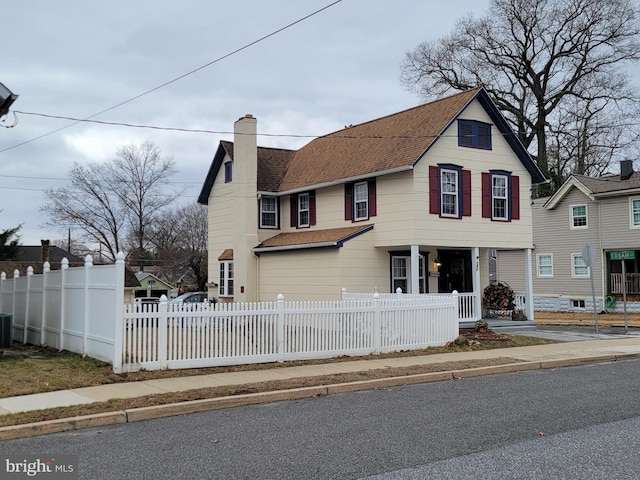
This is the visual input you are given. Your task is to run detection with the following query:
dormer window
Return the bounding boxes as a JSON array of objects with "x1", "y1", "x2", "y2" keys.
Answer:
[{"x1": 458, "y1": 120, "x2": 492, "y2": 150}]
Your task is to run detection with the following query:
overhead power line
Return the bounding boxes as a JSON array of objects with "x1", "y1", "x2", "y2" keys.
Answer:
[{"x1": 0, "y1": 0, "x2": 343, "y2": 154}]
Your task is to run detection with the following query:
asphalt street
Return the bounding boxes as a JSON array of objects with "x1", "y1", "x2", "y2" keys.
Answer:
[{"x1": 3, "y1": 358, "x2": 640, "y2": 479}]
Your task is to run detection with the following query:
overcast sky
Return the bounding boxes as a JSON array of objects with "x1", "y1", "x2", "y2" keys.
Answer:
[{"x1": 1, "y1": 0, "x2": 495, "y2": 246}]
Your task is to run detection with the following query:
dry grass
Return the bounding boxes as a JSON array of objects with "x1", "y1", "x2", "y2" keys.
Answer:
[
  {"x1": 0, "y1": 333, "x2": 554, "y2": 427},
  {"x1": 535, "y1": 310, "x2": 640, "y2": 327}
]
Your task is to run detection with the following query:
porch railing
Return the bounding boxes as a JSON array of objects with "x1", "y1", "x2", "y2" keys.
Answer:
[{"x1": 610, "y1": 273, "x2": 640, "y2": 295}]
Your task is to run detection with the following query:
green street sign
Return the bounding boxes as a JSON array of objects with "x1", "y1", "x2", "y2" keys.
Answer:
[{"x1": 610, "y1": 250, "x2": 635, "y2": 260}]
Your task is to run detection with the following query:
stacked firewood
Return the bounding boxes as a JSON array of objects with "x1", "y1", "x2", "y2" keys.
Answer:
[{"x1": 483, "y1": 281, "x2": 515, "y2": 311}]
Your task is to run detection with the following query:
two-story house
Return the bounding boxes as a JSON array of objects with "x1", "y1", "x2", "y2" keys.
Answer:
[
  {"x1": 498, "y1": 160, "x2": 640, "y2": 313},
  {"x1": 198, "y1": 88, "x2": 546, "y2": 320}
]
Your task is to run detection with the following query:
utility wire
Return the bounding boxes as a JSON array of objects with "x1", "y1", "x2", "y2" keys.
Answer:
[{"x1": 0, "y1": 0, "x2": 342, "y2": 154}]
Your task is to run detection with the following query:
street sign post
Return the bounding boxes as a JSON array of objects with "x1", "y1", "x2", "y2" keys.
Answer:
[
  {"x1": 610, "y1": 251, "x2": 634, "y2": 333},
  {"x1": 582, "y1": 244, "x2": 599, "y2": 333}
]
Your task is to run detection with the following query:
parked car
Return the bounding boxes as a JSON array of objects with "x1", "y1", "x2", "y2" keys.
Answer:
[{"x1": 168, "y1": 292, "x2": 213, "y2": 305}]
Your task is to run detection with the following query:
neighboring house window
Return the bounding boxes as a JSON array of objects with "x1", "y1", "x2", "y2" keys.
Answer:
[
  {"x1": 298, "y1": 193, "x2": 310, "y2": 227},
  {"x1": 482, "y1": 171, "x2": 520, "y2": 221},
  {"x1": 219, "y1": 261, "x2": 234, "y2": 296},
  {"x1": 345, "y1": 179, "x2": 377, "y2": 221},
  {"x1": 458, "y1": 120, "x2": 492, "y2": 150},
  {"x1": 290, "y1": 191, "x2": 316, "y2": 228},
  {"x1": 571, "y1": 253, "x2": 589, "y2": 278},
  {"x1": 571, "y1": 299, "x2": 586, "y2": 309},
  {"x1": 429, "y1": 165, "x2": 471, "y2": 218},
  {"x1": 224, "y1": 161, "x2": 232, "y2": 183},
  {"x1": 570, "y1": 204, "x2": 587, "y2": 229},
  {"x1": 630, "y1": 198, "x2": 640, "y2": 228},
  {"x1": 536, "y1": 254, "x2": 553, "y2": 278},
  {"x1": 259, "y1": 196, "x2": 278, "y2": 229}
]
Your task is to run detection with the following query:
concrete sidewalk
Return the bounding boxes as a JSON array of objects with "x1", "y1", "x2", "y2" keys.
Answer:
[{"x1": 2, "y1": 329, "x2": 640, "y2": 440}]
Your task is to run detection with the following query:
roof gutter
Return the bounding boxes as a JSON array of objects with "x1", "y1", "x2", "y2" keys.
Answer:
[
  {"x1": 253, "y1": 241, "x2": 338, "y2": 254},
  {"x1": 259, "y1": 165, "x2": 414, "y2": 197}
]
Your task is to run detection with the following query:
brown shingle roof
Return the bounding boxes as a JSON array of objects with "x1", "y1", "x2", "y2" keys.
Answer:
[
  {"x1": 574, "y1": 172, "x2": 640, "y2": 194},
  {"x1": 255, "y1": 225, "x2": 373, "y2": 250},
  {"x1": 277, "y1": 88, "x2": 481, "y2": 192},
  {"x1": 218, "y1": 248, "x2": 233, "y2": 260},
  {"x1": 220, "y1": 140, "x2": 296, "y2": 192}
]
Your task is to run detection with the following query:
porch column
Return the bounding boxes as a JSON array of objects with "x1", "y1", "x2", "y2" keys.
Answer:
[
  {"x1": 524, "y1": 248, "x2": 534, "y2": 320},
  {"x1": 472, "y1": 247, "x2": 481, "y2": 320},
  {"x1": 410, "y1": 244, "x2": 420, "y2": 294}
]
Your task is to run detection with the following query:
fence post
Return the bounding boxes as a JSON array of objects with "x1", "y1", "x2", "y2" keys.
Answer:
[
  {"x1": 373, "y1": 291, "x2": 381, "y2": 353},
  {"x1": 59, "y1": 258, "x2": 69, "y2": 352},
  {"x1": 0, "y1": 272, "x2": 5, "y2": 312},
  {"x1": 83, "y1": 255, "x2": 93, "y2": 357},
  {"x1": 276, "y1": 294, "x2": 285, "y2": 363},
  {"x1": 395, "y1": 287, "x2": 403, "y2": 295},
  {"x1": 158, "y1": 295, "x2": 168, "y2": 369},
  {"x1": 40, "y1": 262, "x2": 50, "y2": 346},
  {"x1": 12, "y1": 270, "x2": 18, "y2": 342},
  {"x1": 112, "y1": 252, "x2": 125, "y2": 374},
  {"x1": 341, "y1": 287, "x2": 347, "y2": 301},
  {"x1": 23, "y1": 266, "x2": 33, "y2": 344},
  {"x1": 452, "y1": 290, "x2": 460, "y2": 331}
]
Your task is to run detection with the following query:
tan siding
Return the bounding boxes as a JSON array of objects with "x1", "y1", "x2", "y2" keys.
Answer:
[
  {"x1": 512, "y1": 190, "x2": 605, "y2": 297},
  {"x1": 599, "y1": 196, "x2": 640, "y2": 248}
]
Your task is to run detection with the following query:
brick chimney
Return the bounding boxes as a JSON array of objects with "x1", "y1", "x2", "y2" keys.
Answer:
[
  {"x1": 620, "y1": 160, "x2": 634, "y2": 181},
  {"x1": 41, "y1": 239, "x2": 50, "y2": 263}
]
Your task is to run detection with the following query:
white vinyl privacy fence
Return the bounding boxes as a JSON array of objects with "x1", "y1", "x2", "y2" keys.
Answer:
[
  {"x1": 0, "y1": 253, "x2": 125, "y2": 364},
  {"x1": 119, "y1": 293, "x2": 459, "y2": 373},
  {"x1": 1, "y1": 255, "x2": 459, "y2": 373}
]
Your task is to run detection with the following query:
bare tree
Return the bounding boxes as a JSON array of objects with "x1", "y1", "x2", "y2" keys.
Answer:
[
  {"x1": 400, "y1": 0, "x2": 640, "y2": 190},
  {"x1": 41, "y1": 141, "x2": 180, "y2": 263},
  {"x1": 149, "y1": 203, "x2": 208, "y2": 291}
]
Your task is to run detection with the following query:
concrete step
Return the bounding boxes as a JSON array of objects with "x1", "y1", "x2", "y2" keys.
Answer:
[{"x1": 460, "y1": 319, "x2": 536, "y2": 332}]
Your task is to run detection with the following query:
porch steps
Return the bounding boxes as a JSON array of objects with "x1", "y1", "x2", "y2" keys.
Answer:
[{"x1": 460, "y1": 319, "x2": 536, "y2": 333}]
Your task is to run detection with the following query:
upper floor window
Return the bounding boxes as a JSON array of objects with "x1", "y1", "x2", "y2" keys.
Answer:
[
  {"x1": 345, "y1": 179, "x2": 377, "y2": 222},
  {"x1": 354, "y1": 182, "x2": 369, "y2": 220},
  {"x1": 430, "y1": 165, "x2": 471, "y2": 218},
  {"x1": 570, "y1": 204, "x2": 587, "y2": 229},
  {"x1": 536, "y1": 254, "x2": 553, "y2": 278},
  {"x1": 259, "y1": 196, "x2": 278, "y2": 229},
  {"x1": 458, "y1": 120, "x2": 492, "y2": 150},
  {"x1": 482, "y1": 171, "x2": 520, "y2": 221},
  {"x1": 290, "y1": 191, "x2": 315, "y2": 228},
  {"x1": 571, "y1": 253, "x2": 589, "y2": 278},
  {"x1": 492, "y1": 174, "x2": 508, "y2": 220},
  {"x1": 630, "y1": 198, "x2": 640, "y2": 228},
  {"x1": 298, "y1": 193, "x2": 310, "y2": 227},
  {"x1": 224, "y1": 161, "x2": 232, "y2": 183}
]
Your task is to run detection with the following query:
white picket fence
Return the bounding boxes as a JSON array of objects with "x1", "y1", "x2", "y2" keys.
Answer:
[
  {"x1": 119, "y1": 292, "x2": 459, "y2": 373},
  {"x1": 342, "y1": 288, "x2": 479, "y2": 321},
  {"x1": 1, "y1": 255, "x2": 459, "y2": 373}
]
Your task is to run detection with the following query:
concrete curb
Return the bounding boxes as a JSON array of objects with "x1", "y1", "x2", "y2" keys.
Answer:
[{"x1": 1, "y1": 353, "x2": 638, "y2": 441}]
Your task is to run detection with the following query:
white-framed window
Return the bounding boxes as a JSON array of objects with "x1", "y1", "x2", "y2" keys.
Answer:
[
  {"x1": 570, "y1": 204, "x2": 587, "y2": 229},
  {"x1": 391, "y1": 255, "x2": 426, "y2": 294},
  {"x1": 259, "y1": 196, "x2": 278, "y2": 228},
  {"x1": 219, "y1": 261, "x2": 234, "y2": 297},
  {"x1": 571, "y1": 253, "x2": 589, "y2": 278},
  {"x1": 492, "y1": 174, "x2": 508, "y2": 220},
  {"x1": 440, "y1": 169, "x2": 458, "y2": 217},
  {"x1": 298, "y1": 193, "x2": 310, "y2": 227},
  {"x1": 630, "y1": 198, "x2": 640, "y2": 228},
  {"x1": 354, "y1": 182, "x2": 369, "y2": 220},
  {"x1": 536, "y1": 254, "x2": 553, "y2": 278},
  {"x1": 571, "y1": 299, "x2": 586, "y2": 309}
]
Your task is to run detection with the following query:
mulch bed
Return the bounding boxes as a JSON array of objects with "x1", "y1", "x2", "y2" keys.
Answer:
[{"x1": 459, "y1": 329, "x2": 510, "y2": 341}]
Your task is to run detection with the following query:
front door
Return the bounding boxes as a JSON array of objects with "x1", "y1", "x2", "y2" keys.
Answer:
[{"x1": 437, "y1": 249, "x2": 472, "y2": 293}]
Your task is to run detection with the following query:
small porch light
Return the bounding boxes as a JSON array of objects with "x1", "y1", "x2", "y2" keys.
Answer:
[
  {"x1": 434, "y1": 258, "x2": 442, "y2": 269},
  {"x1": 0, "y1": 82, "x2": 18, "y2": 118}
]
